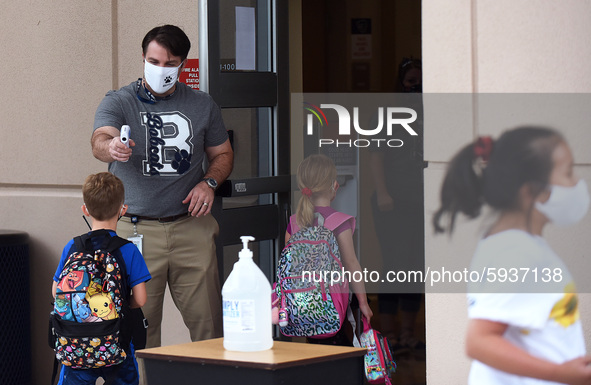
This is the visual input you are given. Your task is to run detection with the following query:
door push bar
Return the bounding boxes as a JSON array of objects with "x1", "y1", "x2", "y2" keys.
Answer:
[{"x1": 216, "y1": 175, "x2": 292, "y2": 198}]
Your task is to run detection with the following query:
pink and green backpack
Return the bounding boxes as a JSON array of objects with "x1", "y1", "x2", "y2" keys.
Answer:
[
  {"x1": 274, "y1": 212, "x2": 354, "y2": 338},
  {"x1": 360, "y1": 316, "x2": 397, "y2": 384}
]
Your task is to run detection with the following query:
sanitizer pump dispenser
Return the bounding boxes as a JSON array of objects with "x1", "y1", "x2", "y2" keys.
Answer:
[{"x1": 222, "y1": 236, "x2": 273, "y2": 351}]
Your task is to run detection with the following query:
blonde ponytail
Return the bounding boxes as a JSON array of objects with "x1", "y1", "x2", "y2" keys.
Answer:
[{"x1": 296, "y1": 192, "x2": 315, "y2": 228}]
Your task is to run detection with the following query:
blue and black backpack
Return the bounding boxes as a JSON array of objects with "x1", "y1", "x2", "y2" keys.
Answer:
[{"x1": 49, "y1": 229, "x2": 146, "y2": 372}]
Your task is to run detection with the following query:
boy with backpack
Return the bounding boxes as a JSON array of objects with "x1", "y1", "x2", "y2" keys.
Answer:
[{"x1": 51, "y1": 172, "x2": 151, "y2": 385}]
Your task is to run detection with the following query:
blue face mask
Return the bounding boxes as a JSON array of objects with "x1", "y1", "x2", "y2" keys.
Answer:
[{"x1": 535, "y1": 179, "x2": 590, "y2": 226}]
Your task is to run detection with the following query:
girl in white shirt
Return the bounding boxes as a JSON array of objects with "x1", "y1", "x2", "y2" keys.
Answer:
[{"x1": 433, "y1": 127, "x2": 591, "y2": 384}]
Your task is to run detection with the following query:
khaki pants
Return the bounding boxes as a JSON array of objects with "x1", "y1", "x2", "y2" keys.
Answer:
[{"x1": 119, "y1": 214, "x2": 223, "y2": 348}]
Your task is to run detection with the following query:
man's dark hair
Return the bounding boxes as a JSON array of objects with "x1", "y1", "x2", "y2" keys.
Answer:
[{"x1": 142, "y1": 25, "x2": 191, "y2": 61}]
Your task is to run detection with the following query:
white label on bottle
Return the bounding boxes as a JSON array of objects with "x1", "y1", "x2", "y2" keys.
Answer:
[{"x1": 223, "y1": 299, "x2": 256, "y2": 333}]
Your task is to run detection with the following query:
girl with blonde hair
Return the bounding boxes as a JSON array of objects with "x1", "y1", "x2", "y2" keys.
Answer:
[{"x1": 285, "y1": 154, "x2": 373, "y2": 345}]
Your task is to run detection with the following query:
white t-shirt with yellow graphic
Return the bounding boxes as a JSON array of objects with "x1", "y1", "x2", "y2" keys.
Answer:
[{"x1": 467, "y1": 230, "x2": 585, "y2": 385}]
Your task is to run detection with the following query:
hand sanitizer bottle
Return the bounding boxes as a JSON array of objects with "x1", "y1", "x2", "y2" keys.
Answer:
[{"x1": 222, "y1": 236, "x2": 273, "y2": 351}]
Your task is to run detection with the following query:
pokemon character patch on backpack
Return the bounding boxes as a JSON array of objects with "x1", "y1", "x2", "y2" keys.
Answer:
[{"x1": 50, "y1": 230, "x2": 132, "y2": 369}]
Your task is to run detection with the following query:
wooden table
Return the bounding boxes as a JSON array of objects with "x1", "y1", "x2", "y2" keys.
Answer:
[{"x1": 136, "y1": 338, "x2": 367, "y2": 385}]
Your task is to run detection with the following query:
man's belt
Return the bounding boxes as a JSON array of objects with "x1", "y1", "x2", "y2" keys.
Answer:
[{"x1": 123, "y1": 212, "x2": 188, "y2": 223}]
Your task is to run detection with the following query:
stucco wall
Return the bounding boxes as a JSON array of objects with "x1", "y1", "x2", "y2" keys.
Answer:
[
  {"x1": 0, "y1": 1, "x2": 198, "y2": 383},
  {"x1": 423, "y1": 0, "x2": 591, "y2": 383}
]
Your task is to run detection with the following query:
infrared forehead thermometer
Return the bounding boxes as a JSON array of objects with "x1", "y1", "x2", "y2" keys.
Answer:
[{"x1": 120, "y1": 125, "x2": 130, "y2": 148}]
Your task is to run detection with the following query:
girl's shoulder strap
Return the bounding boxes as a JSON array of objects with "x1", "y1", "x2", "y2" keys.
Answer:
[
  {"x1": 289, "y1": 214, "x2": 300, "y2": 234},
  {"x1": 290, "y1": 211, "x2": 356, "y2": 233},
  {"x1": 323, "y1": 211, "x2": 355, "y2": 232}
]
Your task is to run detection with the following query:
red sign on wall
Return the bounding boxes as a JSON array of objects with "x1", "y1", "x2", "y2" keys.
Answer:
[{"x1": 179, "y1": 59, "x2": 199, "y2": 90}]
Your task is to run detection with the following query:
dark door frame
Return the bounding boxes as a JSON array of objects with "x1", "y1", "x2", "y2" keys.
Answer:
[{"x1": 200, "y1": 0, "x2": 291, "y2": 283}]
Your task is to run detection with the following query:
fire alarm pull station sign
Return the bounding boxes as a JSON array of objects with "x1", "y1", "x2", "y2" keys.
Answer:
[{"x1": 179, "y1": 59, "x2": 199, "y2": 90}]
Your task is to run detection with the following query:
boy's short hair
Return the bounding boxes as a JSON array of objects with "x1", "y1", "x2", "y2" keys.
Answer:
[{"x1": 82, "y1": 172, "x2": 125, "y2": 221}]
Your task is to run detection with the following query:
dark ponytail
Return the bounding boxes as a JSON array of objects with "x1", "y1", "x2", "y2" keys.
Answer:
[
  {"x1": 432, "y1": 140, "x2": 488, "y2": 233},
  {"x1": 433, "y1": 126, "x2": 564, "y2": 234}
]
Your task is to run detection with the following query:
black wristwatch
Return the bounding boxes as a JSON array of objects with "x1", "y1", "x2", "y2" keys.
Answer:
[{"x1": 202, "y1": 177, "x2": 218, "y2": 190}]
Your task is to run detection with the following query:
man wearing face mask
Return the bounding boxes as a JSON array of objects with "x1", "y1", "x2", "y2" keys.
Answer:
[{"x1": 91, "y1": 25, "x2": 233, "y2": 348}]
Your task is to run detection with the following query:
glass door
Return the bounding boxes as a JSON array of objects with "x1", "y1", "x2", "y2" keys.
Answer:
[{"x1": 199, "y1": 0, "x2": 290, "y2": 282}]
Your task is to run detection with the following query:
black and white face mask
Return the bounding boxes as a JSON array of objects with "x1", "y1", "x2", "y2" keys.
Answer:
[{"x1": 144, "y1": 61, "x2": 181, "y2": 94}]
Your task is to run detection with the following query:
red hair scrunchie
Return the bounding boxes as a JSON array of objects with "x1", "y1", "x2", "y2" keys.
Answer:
[
  {"x1": 473, "y1": 136, "x2": 494, "y2": 162},
  {"x1": 301, "y1": 187, "x2": 312, "y2": 197}
]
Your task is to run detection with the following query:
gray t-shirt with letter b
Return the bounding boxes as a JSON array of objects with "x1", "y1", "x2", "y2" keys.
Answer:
[{"x1": 94, "y1": 81, "x2": 228, "y2": 217}]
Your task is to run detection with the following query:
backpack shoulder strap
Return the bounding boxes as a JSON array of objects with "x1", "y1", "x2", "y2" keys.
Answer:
[
  {"x1": 103, "y1": 235, "x2": 132, "y2": 253},
  {"x1": 78, "y1": 229, "x2": 130, "y2": 253},
  {"x1": 103, "y1": 235, "x2": 132, "y2": 300},
  {"x1": 289, "y1": 214, "x2": 300, "y2": 234},
  {"x1": 74, "y1": 229, "x2": 112, "y2": 252},
  {"x1": 289, "y1": 213, "x2": 322, "y2": 233},
  {"x1": 290, "y1": 212, "x2": 355, "y2": 234},
  {"x1": 323, "y1": 211, "x2": 355, "y2": 232},
  {"x1": 72, "y1": 236, "x2": 85, "y2": 253}
]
